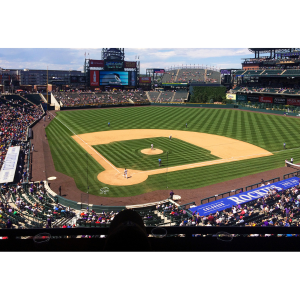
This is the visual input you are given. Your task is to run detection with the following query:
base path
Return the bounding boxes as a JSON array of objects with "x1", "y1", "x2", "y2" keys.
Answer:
[{"x1": 72, "y1": 129, "x2": 273, "y2": 186}]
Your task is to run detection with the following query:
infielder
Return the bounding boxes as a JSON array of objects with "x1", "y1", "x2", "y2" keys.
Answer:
[
  {"x1": 169, "y1": 135, "x2": 172, "y2": 140},
  {"x1": 151, "y1": 144, "x2": 153, "y2": 150},
  {"x1": 124, "y1": 168, "x2": 128, "y2": 179}
]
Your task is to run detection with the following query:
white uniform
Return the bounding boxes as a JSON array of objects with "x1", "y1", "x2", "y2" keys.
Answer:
[
  {"x1": 151, "y1": 144, "x2": 153, "y2": 150},
  {"x1": 124, "y1": 169, "x2": 128, "y2": 179}
]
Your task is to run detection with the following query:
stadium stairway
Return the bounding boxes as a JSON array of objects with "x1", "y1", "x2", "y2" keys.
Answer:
[
  {"x1": 156, "y1": 92, "x2": 162, "y2": 103},
  {"x1": 174, "y1": 69, "x2": 180, "y2": 82},
  {"x1": 52, "y1": 216, "x2": 74, "y2": 227},
  {"x1": 171, "y1": 92, "x2": 176, "y2": 102}
]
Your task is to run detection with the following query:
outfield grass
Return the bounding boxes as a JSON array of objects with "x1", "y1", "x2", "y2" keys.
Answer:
[
  {"x1": 46, "y1": 107, "x2": 300, "y2": 197},
  {"x1": 92, "y1": 137, "x2": 219, "y2": 171}
]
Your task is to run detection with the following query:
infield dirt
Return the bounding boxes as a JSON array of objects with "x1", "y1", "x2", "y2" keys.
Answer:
[{"x1": 72, "y1": 129, "x2": 272, "y2": 186}]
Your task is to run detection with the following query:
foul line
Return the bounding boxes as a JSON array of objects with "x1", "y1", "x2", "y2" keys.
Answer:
[
  {"x1": 132, "y1": 151, "x2": 272, "y2": 175},
  {"x1": 49, "y1": 112, "x2": 120, "y2": 173}
]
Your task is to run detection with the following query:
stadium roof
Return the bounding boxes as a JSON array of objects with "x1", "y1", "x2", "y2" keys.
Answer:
[{"x1": 248, "y1": 48, "x2": 300, "y2": 53}]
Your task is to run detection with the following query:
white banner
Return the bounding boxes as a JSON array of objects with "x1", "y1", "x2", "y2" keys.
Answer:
[{"x1": 0, "y1": 146, "x2": 20, "y2": 183}]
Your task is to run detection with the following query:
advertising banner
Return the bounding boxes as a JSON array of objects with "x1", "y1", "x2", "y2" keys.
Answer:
[
  {"x1": 89, "y1": 60, "x2": 104, "y2": 68},
  {"x1": 153, "y1": 69, "x2": 165, "y2": 73},
  {"x1": 105, "y1": 61, "x2": 123, "y2": 70},
  {"x1": 259, "y1": 96, "x2": 273, "y2": 103},
  {"x1": 226, "y1": 94, "x2": 236, "y2": 100},
  {"x1": 236, "y1": 94, "x2": 247, "y2": 101},
  {"x1": 247, "y1": 95, "x2": 259, "y2": 102},
  {"x1": 124, "y1": 61, "x2": 137, "y2": 68},
  {"x1": 221, "y1": 70, "x2": 230, "y2": 75},
  {"x1": 129, "y1": 71, "x2": 136, "y2": 86},
  {"x1": 90, "y1": 70, "x2": 99, "y2": 86},
  {"x1": 0, "y1": 146, "x2": 20, "y2": 183},
  {"x1": 139, "y1": 77, "x2": 151, "y2": 83},
  {"x1": 273, "y1": 97, "x2": 286, "y2": 105},
  {"x1": 99, "y1": 71, "x2": 128, "y2": 86},
  {"x1": 287, "y1": 98, "x2": 300, "y2": 106},
  {"x1": 189, "y1": 177, "x2": 300, "y2": 216}
]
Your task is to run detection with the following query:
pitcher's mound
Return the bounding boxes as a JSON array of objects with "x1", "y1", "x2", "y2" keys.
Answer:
[{"x1": 141, "y1": 148, "x2": 163, "y2": 155}]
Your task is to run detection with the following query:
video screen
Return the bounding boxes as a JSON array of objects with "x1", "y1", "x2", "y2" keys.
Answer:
[{"x1": 99, "y1": 71, "x2": 128, "y2": 86}]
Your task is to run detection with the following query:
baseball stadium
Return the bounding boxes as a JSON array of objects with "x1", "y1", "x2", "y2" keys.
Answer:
[{"x1": 1, "y1": 48, "x2": 300, "y2": 250}]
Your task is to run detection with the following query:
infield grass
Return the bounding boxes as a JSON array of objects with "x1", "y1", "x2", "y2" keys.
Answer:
[
  {"x1": 46, "y1": 106, "x2": 300, "y2": 197},
  {"x1": 92, "y1": 137, "x2": 219, "y2": 171}
]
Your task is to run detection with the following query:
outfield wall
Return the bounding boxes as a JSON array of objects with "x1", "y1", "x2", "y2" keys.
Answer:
[{"x1": 150, "y1": 102, "x2": 299, "y2": 116}]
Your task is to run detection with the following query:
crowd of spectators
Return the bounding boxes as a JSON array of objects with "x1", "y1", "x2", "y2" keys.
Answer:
[
  {"x1": 176, "y1": 180, "x2": 300, "y2": 236},
  {"x1": 53, "y1": 90, "x2": 150, "y2": 107},
  {"x1": 0, "y1": 181, "x2": 76, "y2": 229},
  {"x1": 0, "y1": 97, "x2": 43, "y2": 172},
  {"x1": 76, "y1": 209, "x2": 118, "y2": 226}
]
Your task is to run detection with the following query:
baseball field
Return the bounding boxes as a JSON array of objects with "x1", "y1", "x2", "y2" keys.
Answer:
[{"x1": 45, "y1": 106, "x2": 300, "y2": 197}]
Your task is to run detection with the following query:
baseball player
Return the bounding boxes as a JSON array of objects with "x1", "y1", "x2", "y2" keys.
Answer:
[
  {"x1": 185, "y1": 123, "x2": 187, "y2": 128},
  {"x1": 124, "y1": 168, "x2": 128, "y2": 179},
  {"x1": 169, "y1": 135, "x2": 172, "y2": 140},
  {"x1": 158, "y1": 158, "x2": 161, "y2": 167},
  {"x1": 291, "y1": 157, "x2": 294, "y2": 164},
  {"x1": 151, "y1": 144, "x2": 153, "y2": 150},
  {"x1": 108, "y1": 122, "x2": 110, "y2": 127},
  {"x1": 283, "y1": 142, "x2": 286, "y2": 149}
]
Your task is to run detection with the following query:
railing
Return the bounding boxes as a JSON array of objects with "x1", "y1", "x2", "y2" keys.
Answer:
[
  {"x1": 200, "y1": 188, "x2": 243, "y2": 205},
  {"x1": 165, "y1": 66, "x2": 220, "y2": 72},
  {"x1": 245, "y1": 177, "x2": 280, "y2": 191},
  {"x1": 283, "y1": 171, "x2": 300, "y2": 180}
]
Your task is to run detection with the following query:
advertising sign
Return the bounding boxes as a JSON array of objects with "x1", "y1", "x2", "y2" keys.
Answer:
[
  {"x1": 153, "y1": 69, "x2": 165, "y2": 74},
  {"x1": 259, "y1": 96, "x2": 273, "y2": 103},
  {"x1": 124, "y1": 61, "x2": 137, "y2": 68},
  {"x1": 89, "y1": 60, "x2": 104, "y2": 68},
  {"x1": 221, "y1": 70, "x2": 231, "y2": 75},
  {"x1": 226, "y1": 94, "x2": 236, "y2": 100},
  {"x1": 273, "y1": 97, "x2": 286, "y2": 105},
  {"x1": 139, "y1": 77, "x2": 151, "y2": 83},
  {"x1": 236, "y1": 94, "x2": 247, "y2": 101},
  {"x1": 189, "y1": 177, "x2": 300, "y2": 216},
  {"x1": 99, "y1": 71, "x2": 128, "y2": 86},
  {"x1": 105, "y1": 61, "x2": 124, "y2": 70},
  {"x1": 287, "y1": 98, "x2": 300, "y2": 106},
  {"x1": 129, "y1": 71, "x2": 136, "y2": 86},
  {"x1": 0, "y1": 146, "x2": 20, "y2": 183},
  {"x1": 247, "y1": 95, "x2": 259, "y2": 102},
  {"x1": 90, "y1": 70, "x2": 99, "y2": 86}
]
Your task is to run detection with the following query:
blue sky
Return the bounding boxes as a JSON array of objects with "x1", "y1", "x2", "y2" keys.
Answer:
[
  {"x1": 0, "y1": 2, "x2": 291, "y2": 75},
  {"x1": 0, "y1": 48, "x2": 254, "y2": 73}
]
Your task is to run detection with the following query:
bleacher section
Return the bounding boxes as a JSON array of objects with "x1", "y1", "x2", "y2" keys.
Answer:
[
  {"x1": 161, "y1": 68, "x2": 220, "y2": 84},
  {"x1": 159, "y1": 91, "x2": 174, "y2": 102},
  {"x1": 23, "y1": 94, "x2": 44, "y2": 105},
  {"x1": 173, "y1": 91, "x2": 189, "y2": 103},
  {"x1": 176, "y1": 69, "x2": 205, "y2": 83},
  {"x1": 282, "y1": 69, "x2": 300, "y2": 76},
  {"x1": 161, "y1": 71, "x2": 177, "y2": 84},
  {"x1": 53, "y1": 91, "x2": 150, "y2": 107},
  {"x1": 147, "y1": 91, "x2": 160, "y2": 102}
]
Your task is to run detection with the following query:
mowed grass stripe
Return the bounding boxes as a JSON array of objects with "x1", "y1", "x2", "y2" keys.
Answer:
[
  {"x1": 93, "y1": 137, "x2": 219, "y2": 171},
  {"x1": 46, "y1": 107, "x2": 300, "y2": 197}
]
